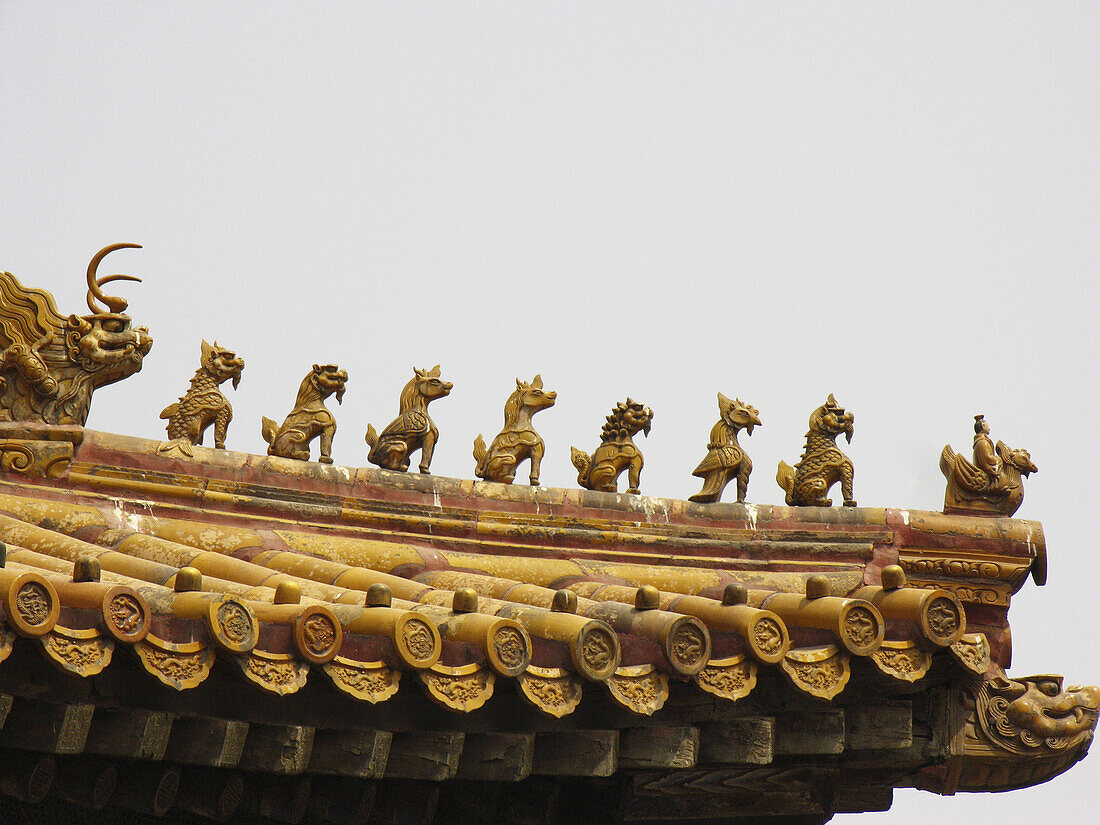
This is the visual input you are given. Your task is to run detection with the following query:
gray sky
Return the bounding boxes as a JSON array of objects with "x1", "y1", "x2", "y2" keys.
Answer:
[{"x1": 2, "y1": 3, "x2": 1097, "y2": 822}]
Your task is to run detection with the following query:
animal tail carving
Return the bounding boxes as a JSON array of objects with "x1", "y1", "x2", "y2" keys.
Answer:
[
  {"x1": 365, "y1": 423, "x2": 378, "y2": 450},
  {"x1": 570, "y1": 446, "x2": 590, "y2": 485},
  {"x1": 939, "y1": 445, "x2": 956, "y2": 479},
  {"x1": 776, "y1": 461, "x2": 795, "y2": 501},
  {"x1": 261, "y1": 416, "x2": 278, "y2": 446},
  {"x1": 159, "y1": 402, "x2": 178, "y2": 420},
  {"x1": 473, "y1": 434, "x2": 488, "y2": 478}
]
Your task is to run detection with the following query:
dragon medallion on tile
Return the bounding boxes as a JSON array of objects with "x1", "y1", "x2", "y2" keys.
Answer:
[
  {"x1": 695, "y1": 655, "x2": 758, "y2": 701},
  {"x1": 41, "y1": 627, "x2": 114, "y2": 676},
  {"x1": 323, "y1": 657, "x2": 401, "y2": 703},
  {"x1": 607, "y1": 664, "x2": 669, "y2": 715},
  {"x1": 780, "y1": 645, "x2": 851, "y2": 700},
  {"x1": 240, "y1": 650, "x2": 309, "y2": 695},
  {"x1": 871, "y1": 641, "x2": 932, "y2": 682},
  {"x1": 420, "y1": 663, "x2": 495, "y2": 712},
  {"x1": 517, "y1": 666, "x2": 583, "y2": 718},
  {"x1": 135, "y1": 636, "x2": 215, "y2": 690}
]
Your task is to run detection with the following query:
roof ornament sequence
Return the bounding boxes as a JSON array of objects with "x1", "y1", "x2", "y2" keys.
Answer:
[{"x1": 0, "y1": 246, "x2": 1041, "y2": 517}]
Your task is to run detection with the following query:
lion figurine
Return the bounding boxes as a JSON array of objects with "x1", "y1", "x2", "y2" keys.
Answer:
[
  {"x1": 159, "y1": 340, "x2": 245, "y2": 456},
  {"x1": 0, "y1": 243, "x2": 152, "y2": 425},
  {"x1": 473, "y1": 374, "x2": 557, "y2": 485},
  {"x1": 262, "y1": 364, "x2": 348, "y2": 464},
  {"x1": 689, "y1": 394, "x2": 761, "y2": 504},
  {"x1": 365, "y1": 365, "x2": 452, "y2": 473},
  {"x1": 777, "y1": 394, "x2": 856, "y2": 507},
  {"x1": 571, "y1": 398, "x2": 653, "y2": 494}
]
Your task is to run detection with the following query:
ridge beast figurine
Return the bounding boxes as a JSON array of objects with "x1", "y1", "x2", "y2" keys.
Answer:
[
  {"x1": 473, "y1": 374, "x2": 557, "y2": 485},
  {"x1": 365, "y1": 365, "x2": 452, "y2": 473},
  {"x1": 940, "y1": 414, "x2": 1037, "y2": 517},
  {"x1": 777, "y1": 394, "x2": 856, "y2": 507},
  {"x1": 262, "y1": 364, "x2": 348, "y2": 464},
  {"x1": 159, "y1": 340, "x2": 245, "y2": 456},
  {"x1": 0, "y1": 243, "x2": 152, "y2": 425},
  {"x1": 571, "y1": 398, "x2": 653, "y2": 494},
  {"x1": 689, "y1": 394, "x2": 761, "y2": 504}
]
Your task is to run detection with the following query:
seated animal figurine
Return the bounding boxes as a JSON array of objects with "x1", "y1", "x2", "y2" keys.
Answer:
[
  {"x1": 777, "y1": 394, "x2": 856, "y2": 507},
  {"x1": 940, "y1": 415, "x2": 1037, "y2": 517},
  {"x1": 571, "y1": 398, "x2": 653, "y2": 494},
  {"x1": 262, "y1": 364, "x2": 348, "y2": 464},
  {"x1": 365, "y1": 365, "x2": 452, "y2": 473},
  {"x1": 473, "y1": 375, "x2": 557, "y2": 485},
  {"x1": 689, "y1": 394, "x2": 762, "y2": 504},
  {"x1": 159, "y1": 340, "x2": 244, "y2": 456}
]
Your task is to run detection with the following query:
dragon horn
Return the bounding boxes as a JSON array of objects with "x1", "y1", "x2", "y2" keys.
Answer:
[{"x1": 86, "y1": 243, "x2": 142, "y2": 314}]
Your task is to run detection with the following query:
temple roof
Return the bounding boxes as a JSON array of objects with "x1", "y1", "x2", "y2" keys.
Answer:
[{"x1": 0, "y1": 423, "x2": 1092, "y2": 824}]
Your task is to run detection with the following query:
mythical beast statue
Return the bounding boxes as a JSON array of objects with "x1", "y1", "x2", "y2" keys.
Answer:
[
  {"x1": 473, "y1": 375, "x2": 557, "y2": 485},
  {"x1": 916, "y1": 661, "x2": 1099, "y2": 794},
  {"x1": 0, "y1": 243, "x2": 152, "y2": 425},
  {"x1": 571, "y1": 398, "x2": 653, "y2": 494},
  {"x1": 262, "y1": 364, "x2": 348, "y2": 464},
  {"x1": 777, "y1": 394, "x2": 856, "y2": 507},
  {"x1": 365, "y1": 365, "x2": 452, "y2": 473},
  {"x1": 159, "y1": 340, "x2": 245, "y2": 455},
  {"x1": 689, "y1": 394, "x2": 761, "y2": 504}
]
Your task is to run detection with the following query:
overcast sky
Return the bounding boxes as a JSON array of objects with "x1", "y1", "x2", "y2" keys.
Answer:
[{"x1": 2, "y1": 3, "x2": 1097, "y2": 822}]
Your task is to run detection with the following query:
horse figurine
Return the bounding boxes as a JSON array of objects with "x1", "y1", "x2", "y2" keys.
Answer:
[
  {"x1": 777, "y1": 394, "x2": 856, "y2": 507},
  {"x1": 571, "y1": 398, "x2": 653, "y2": 494},
  {"x1": 261, "y1": 364, "x2": 348, "y2": 464},
  {"x1": 473, "y1": 375, "x2": 557, "y2": 485},
  {"x1": 689, "y1": 394, "x2": 762, "y2": 504},
  {"x1": 365, "y1": 365, "x2": 452, "y2": 473},
  {"x1": 941, "y1": 416, "x2": 1037, "y2": 516}
]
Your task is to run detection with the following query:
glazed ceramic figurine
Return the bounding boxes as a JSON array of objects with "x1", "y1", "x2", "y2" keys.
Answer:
[
  {"x1": 571, "y1": 398, "x2": 653, "y2": 494},
  {"x1": 0, "y1": 243, "x2": 152, "y2": 425},
  {"x1": 262, "y1": 364, "x2": 348, "y2": 464},
  {"x1": 365, "y1": 365, "x2": 452, "y2": 473},
  {"x1": 777, "y1": 394, "x2": 856, "y2": 507},
  {"x1": 159, "y1": 340, "x2": 244, "y2": 455},
  {"x1": 940, "y1": 415, "x2": 1037, "y2": 516},
  {"x1": 689, "y1": 394, "x2": 761, "y2": 504},
  {"x1": 473, "y1": 375, "x2": 556, "y2": 485}
]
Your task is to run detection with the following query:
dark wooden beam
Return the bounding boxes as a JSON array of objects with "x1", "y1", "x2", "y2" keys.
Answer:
[
  {"x1": 499, "y1": 777, "x2": 562, "y2": 825},
  {"x1": 619, "y1": 726, "x2": 699, "y2": 769},
  {"x1": 175, "y1": 767, "x2": 245, "y2": 822},
  {"x1": 699, "y1": 717, "x2": 774, "y2": 765},
  {"x1": 0, "y1": 699, "x2": 93, "y2": 754},
  {"x1": 0, "y1": 750, "x2": 55, "y2": 803},
  {"x1": 844, "y1": 701, "x2": 912, "y2": 750},
  {"x1": 50, "y1": 757, "x2": 117, "y2": 811},
  {"x1": 368, "y1": 779, "x2": 440, "y2": 825},
  {"x1": 456, "y1": 732, "x2": 535, "y2": 782},
  {"x1": 308, "y1": 775, "x2": 376, "y2": 825},
  {"x1": 309, "y1": 728, "x2": 393, "y2": 778},
  {"x1": 84, "y1": 707, "x2": 174, "y2": 760},
  {"x1": 113, "y1": 763, "x2": 181, "y2": 818},
  {"x1": 532, "y1": 730, "x2": 618, "y2": 777},
  {"x1": 165, "y1": 716, "x2": 249, "y2": 767},
  {"x1": 384, "y1": 732, "x2": 465, "y2": 781},
  {"x1": 774, "y1": 710, "x2": 846, "y2": 755},
  {"x1": 247, "y1": 775, "x2": 313, "y2": 825},
  {"x1": 240, "y1": 723, "x2": 316, "y2": 775}
]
